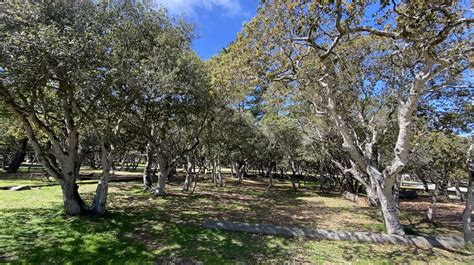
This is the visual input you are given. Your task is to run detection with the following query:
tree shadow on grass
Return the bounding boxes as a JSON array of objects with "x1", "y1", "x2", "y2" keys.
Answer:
[
  {"x1": 148, "y1": 224, "x2": 295, "y2": 263},
  {"x1": 0, "y1": 190, "x2": 297, "y2": 263},
  {"x1": 1, "y1": 181, "x2": 470, "y2": 263},
  {"x1": 0, "y1": 207, "x2": 155, "y2": 263}
]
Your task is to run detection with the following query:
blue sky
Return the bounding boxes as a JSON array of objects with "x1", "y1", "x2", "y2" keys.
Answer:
[{"x1": 153, "y1": 0, "x2": 259, "y2": 60}]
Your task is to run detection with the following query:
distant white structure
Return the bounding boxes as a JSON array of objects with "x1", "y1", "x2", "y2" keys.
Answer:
[{"x1": 400, "y1": 174, "x2": 467, "y2": 193}]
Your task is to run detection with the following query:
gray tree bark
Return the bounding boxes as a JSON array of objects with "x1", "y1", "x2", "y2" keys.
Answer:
[
  {"x1": 143, "y1": 141, "x2": 154, "y2": 190},
  {"x1": 236, "y1": 161, "x2": 245, "y2": 183},
  {"x1": 58, "y1": 157, "x2": 87, "y2": 215},
  {"x1": 215, "y1": 155, "x2": 223, "y2": 187},
  {"x1": 155, "y1": 155, "x2": 171, "y2": 196},
  {"x1": 367, "y1": 180, "x2": 380, "y2": 207},
  {"x1": 392, "y1": 175, "x2": 401, "y2": 213},
  {"x1": 91, "y1": 139, "x2": 114, "y2": 215},
  {"x1": 454, "y1": 179, "x2": 464, "y2": 202},
  {"x1": 266, "y1": 161, "x2": 275, "y2": 191},
  {"x1": 210, "y1": 158, "x2": 217, "y2": 186},
  {"x1": 290, "y1": 160, "x2": 298, "y2": 191},
  {"x1": 374, "y1": 177, "x2": 405, "y2": 235},
  {"x1": 462, "y1": 135, "x2": 473, "y2": 243},
  {"x1": 183, "y1": 153, "x2": 193, "y2": 192},
  {"x1": 427, "y1": 184, "x2": 440, "y2": 222}
]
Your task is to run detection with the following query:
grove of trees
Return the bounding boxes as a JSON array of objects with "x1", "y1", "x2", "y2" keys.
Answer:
[{"x1": 0, "y1": 1, "x2": 472, "y2": 241}]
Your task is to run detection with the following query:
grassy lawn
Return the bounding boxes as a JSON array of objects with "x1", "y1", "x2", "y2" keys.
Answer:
[{"x1": 0, "y1": 174, "x2": 472, "y2": 263}]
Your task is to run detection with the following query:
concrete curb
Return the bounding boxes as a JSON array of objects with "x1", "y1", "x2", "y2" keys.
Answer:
[{"x1": 203, "y1": 220, "x2": 465, "y2": 250}]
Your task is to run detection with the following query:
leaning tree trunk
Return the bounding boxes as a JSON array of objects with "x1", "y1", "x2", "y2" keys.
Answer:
[
  {"x1": 392, "y1": 175, "x2": 401, "y2": 213},
  {"x1": 426, "y1": 183, "x2": 440, "y2": 222},
  {"x1": 91, "y1": 141, "x2": 114, "y2": 215},
  {"x1": 143, "y1": 142, "x2": 154, "y2": 190},
  {"x1": 462, "y1": 135, "x2": 473, "y2": 243},
  {"x1": 374, "y1": 176, "x2": 405, "y2": 235},
  {"x1": 6, "y1": 137, "x2": 28, "y2": 173}
]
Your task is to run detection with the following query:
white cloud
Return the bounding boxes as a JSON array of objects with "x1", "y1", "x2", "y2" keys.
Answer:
[{"x1": 153, "y1": 0, "x2": 243, "y2": 17}]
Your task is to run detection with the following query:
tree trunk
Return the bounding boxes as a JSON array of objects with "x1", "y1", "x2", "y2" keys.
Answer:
[
  {"x1": 421, "y1": 178, "x2": 430, "y2": 194},
  {"x1": 426, "y1": 184, "x2": 439, "y2": 222},
  {"x1": 155, "y1": 171, "x2": 167, "y2": 196},
  {"x1": 91, "y1": 141, "x2": 113, "y2": 215},
  {"x1": 211, "y1": 158, "x2": 217, "y2": 186},
  {"x1": 392, "y1": 175, "x2": 401, "y2": 213},
  {"x1": 143, "y1": 142, "x2": 154, "y2": 190},
  {"x1": 216, "y1": 155, "x2": 223, "y2": 187},
  {"x1": 91, "y1": 168, "x2": 110, "y2": 215},
  {"x1": 27, "y1": 157, "x2": 36, "y2": 173},
  {"x1": 58, "y1": 157, "x2": 87, "y2": 215},
  {"x1": 191, "y1": 162, "x2": 197, "y2": 194},
  {"x1": 155, "y1": 155, "x2": 170, "y2": 196},
  {"x1": 6, "y1": 137, "x2": 28, "y2": 173},
  {"x1": 374, "y1": 178, "x2": 405, "y2": 235},
  {"x1": 266, "y1": 162, "x2": 274, "y2": 191},
  {"x1": 2, "y1": 147, "x2": 10, "y2": 170},
  {"x1": 455, "y1": 179, "x2": 464, "y2": 202},
  {"x1": 290, "y1": 161, "x2": 298, "y2": 191},
  {"x1": 462, "y1": 135, "x2": 473, "y2": 243},
  {"x1": 236, "y1": 161, "x2": 245, "y2": 183},
  {"x1": 366, "y1": 181, "x2": 380, "y2": 207},
  {"x1": 183, "y1": 154, "x2": 193, "y2": 192}
]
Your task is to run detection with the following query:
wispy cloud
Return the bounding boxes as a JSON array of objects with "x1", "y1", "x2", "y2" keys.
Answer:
[{"x1": 153, "y1": 0, "x2": 244, "y2": 17}]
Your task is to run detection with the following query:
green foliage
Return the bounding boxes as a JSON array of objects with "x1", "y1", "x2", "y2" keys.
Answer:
[{"x1": 409, "y1": 130, "x2": 469, "y2": 184}]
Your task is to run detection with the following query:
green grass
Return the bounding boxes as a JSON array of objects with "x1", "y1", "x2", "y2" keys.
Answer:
[
  {"x1": 0, "y1": 179, "x2": 55, "y2": 187},
  {"x1": 0, "y1": 176, "x2": 472, "y2": 263}
]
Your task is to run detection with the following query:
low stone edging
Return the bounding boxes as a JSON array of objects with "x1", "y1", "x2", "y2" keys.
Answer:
[
  {"x1": 0, "y1": 177, "x2": 142, "y2": 190},
  {"x1": 203, "y1": 220, "x2": 465, "y2": 250}
]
